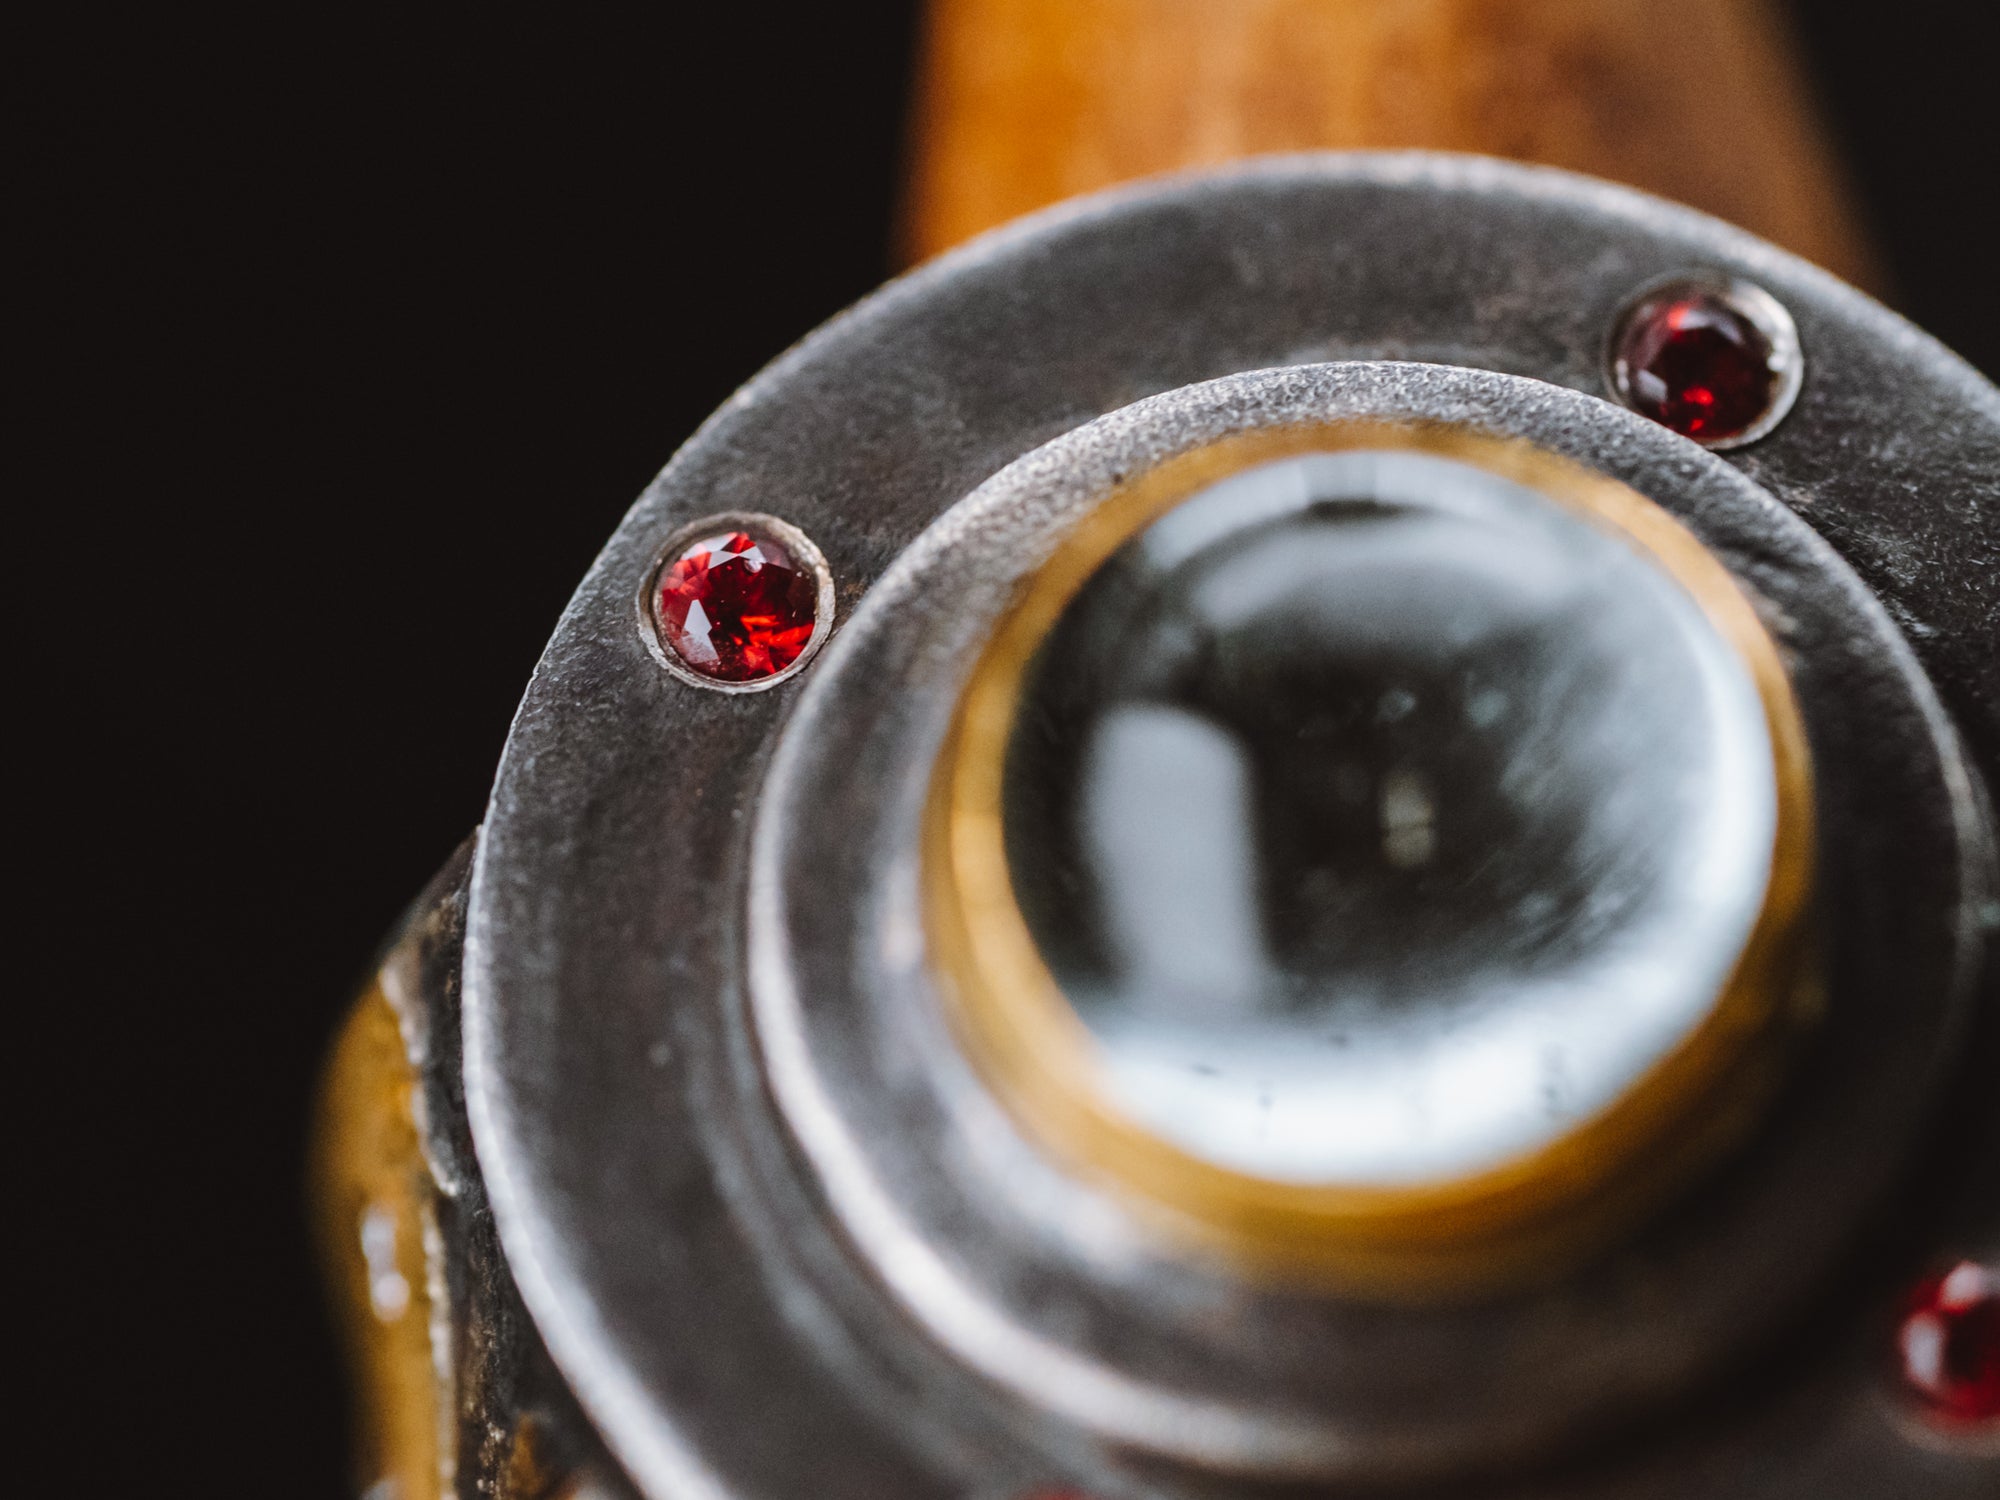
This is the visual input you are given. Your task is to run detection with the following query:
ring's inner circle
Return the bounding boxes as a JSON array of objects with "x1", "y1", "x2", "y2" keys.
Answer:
[{"x1": 1002, "y1": 450, "x2": 1777, "y2": 1186}]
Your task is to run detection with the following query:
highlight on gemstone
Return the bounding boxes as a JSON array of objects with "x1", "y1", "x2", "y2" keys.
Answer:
[
  {"x1": 649, "y1": 517, "x2": 827, "y2": 686},
  {"x1": 1607, "y1": 276, "x2": 1801, "y2": 448},
  {"x1": 1896, "y1": 1260, "x2": 2000, "y2": 1426}
]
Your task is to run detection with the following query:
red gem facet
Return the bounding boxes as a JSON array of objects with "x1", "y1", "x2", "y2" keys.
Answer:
[
  {"x1": 1897, "y1": 1261, "x2": 2000, "y2": 1424},
  {"x1": 655, "y1": 528, "x2": 818, "y2": 682},
  {"x1": 1613, "y1": 286, "x2": 1780, "y2": 444}
]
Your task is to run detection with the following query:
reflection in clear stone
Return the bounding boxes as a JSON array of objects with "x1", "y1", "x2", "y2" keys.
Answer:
[
  {"x1": 1080, "y1": 704, "x2": 1265, "y2": 1019},
  {"x1": 1005, "y1": 451, "x2": 1775, "y2": 1187}
]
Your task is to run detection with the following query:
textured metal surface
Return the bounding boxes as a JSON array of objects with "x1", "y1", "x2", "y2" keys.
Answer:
[{"x1": 460, "y1": 154, "x2": 2000, "y2": 1498}]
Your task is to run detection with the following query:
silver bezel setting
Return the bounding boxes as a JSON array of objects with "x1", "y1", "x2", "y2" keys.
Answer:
[
  {"x1": 637, "y1": 510, "x2": 836, "y2": 693},
  {"x1": 1604, "y1": 271, "x2": 1806, "y2": 450}
]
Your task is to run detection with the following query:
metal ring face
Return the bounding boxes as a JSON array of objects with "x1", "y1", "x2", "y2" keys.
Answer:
[
  {"x1": 751, "y1": 363, "x2": 1972, "y2": 1478},
  {"x1": 461, "y1": 155, "x2": 2000, "y2": 1498}
]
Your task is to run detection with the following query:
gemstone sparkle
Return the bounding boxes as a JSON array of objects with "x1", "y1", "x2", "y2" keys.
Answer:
[{"x1": 655, "y1": 527, "x2": 818, "y2": 683}]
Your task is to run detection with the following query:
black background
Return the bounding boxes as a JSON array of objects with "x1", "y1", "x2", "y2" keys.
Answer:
[{"x1": 22, "y1": 4, "x2": 1998, "y2": 1492}]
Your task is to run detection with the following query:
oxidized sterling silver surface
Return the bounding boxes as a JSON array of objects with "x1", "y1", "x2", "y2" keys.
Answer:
[{"x1": 460, "y1": 154, "x2": 2000, "y2": 1498}]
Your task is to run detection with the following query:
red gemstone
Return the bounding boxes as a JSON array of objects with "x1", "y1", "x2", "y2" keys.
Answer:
[
  {"x1": 655, "y1": 527, "x2": 819, "y2": 682},
  {"x1": 1897, "y1": 1260, "x2": 2000, "y2": 1424},
  {"x1": 1611, "y1": 285, "x2": 1781, "y2": 444}
]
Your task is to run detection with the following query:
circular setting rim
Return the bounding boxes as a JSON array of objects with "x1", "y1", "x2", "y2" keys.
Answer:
[
  {"x1": 925, "y1": 418, "x2": 1819, "y2": 1291},
  {"x1": 1602, "y1": 271, "x2": 1806, "y2": 451},
  {"x1": 636, "y1": 509, "x2": 838, "y2": 693},
  {"x1": 745, "y1": 359, "x2": 1987, "y2": 1481}
]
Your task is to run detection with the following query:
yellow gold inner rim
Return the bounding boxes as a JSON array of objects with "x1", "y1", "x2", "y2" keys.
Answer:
[{"x1": 924, "y1": 420, "x2": 1816, "y2": 1292}]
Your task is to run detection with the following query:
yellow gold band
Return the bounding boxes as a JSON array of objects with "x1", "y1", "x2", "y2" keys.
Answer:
[{"x1": 924, "y1": 421, "x2": 1817, "y2": 1297}]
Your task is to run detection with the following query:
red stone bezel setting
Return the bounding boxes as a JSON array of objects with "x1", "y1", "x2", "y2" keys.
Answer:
[
  {"x1": 640, "y1": 511, "x2": 834, "y2": 692},
  {"x1": 1604, "y1": 273, "x2": 1803, "y2": 450},
  {"x1": 1893, "y1": 1260, "x2": 2000, "y2": 1433}
]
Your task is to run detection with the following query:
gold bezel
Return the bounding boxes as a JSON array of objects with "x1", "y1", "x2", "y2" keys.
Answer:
[{"x1": 924, "y1": 421, "x2": 1817, "y2": 1296}]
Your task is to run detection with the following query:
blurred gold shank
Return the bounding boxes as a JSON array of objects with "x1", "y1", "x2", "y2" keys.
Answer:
[{"x1": 313, "y1": 982, "x2": 448, "y2": 1500}]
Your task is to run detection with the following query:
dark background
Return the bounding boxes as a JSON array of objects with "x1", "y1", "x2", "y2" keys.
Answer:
[{"x1": 21, "y1": 4, "x2": 1997, "y2": 1492}]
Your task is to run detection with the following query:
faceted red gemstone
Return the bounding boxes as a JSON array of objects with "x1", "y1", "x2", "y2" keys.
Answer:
[
  {"x1": 655, "y1": 527, "x2": 818, "y2": 682},
  {"x1": 1612, "y1": 286, "x2": 1781, "y2": 444},
  {"x1": 1897, "y1": 1261, "x2": 2000, "y2": 1424}
]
